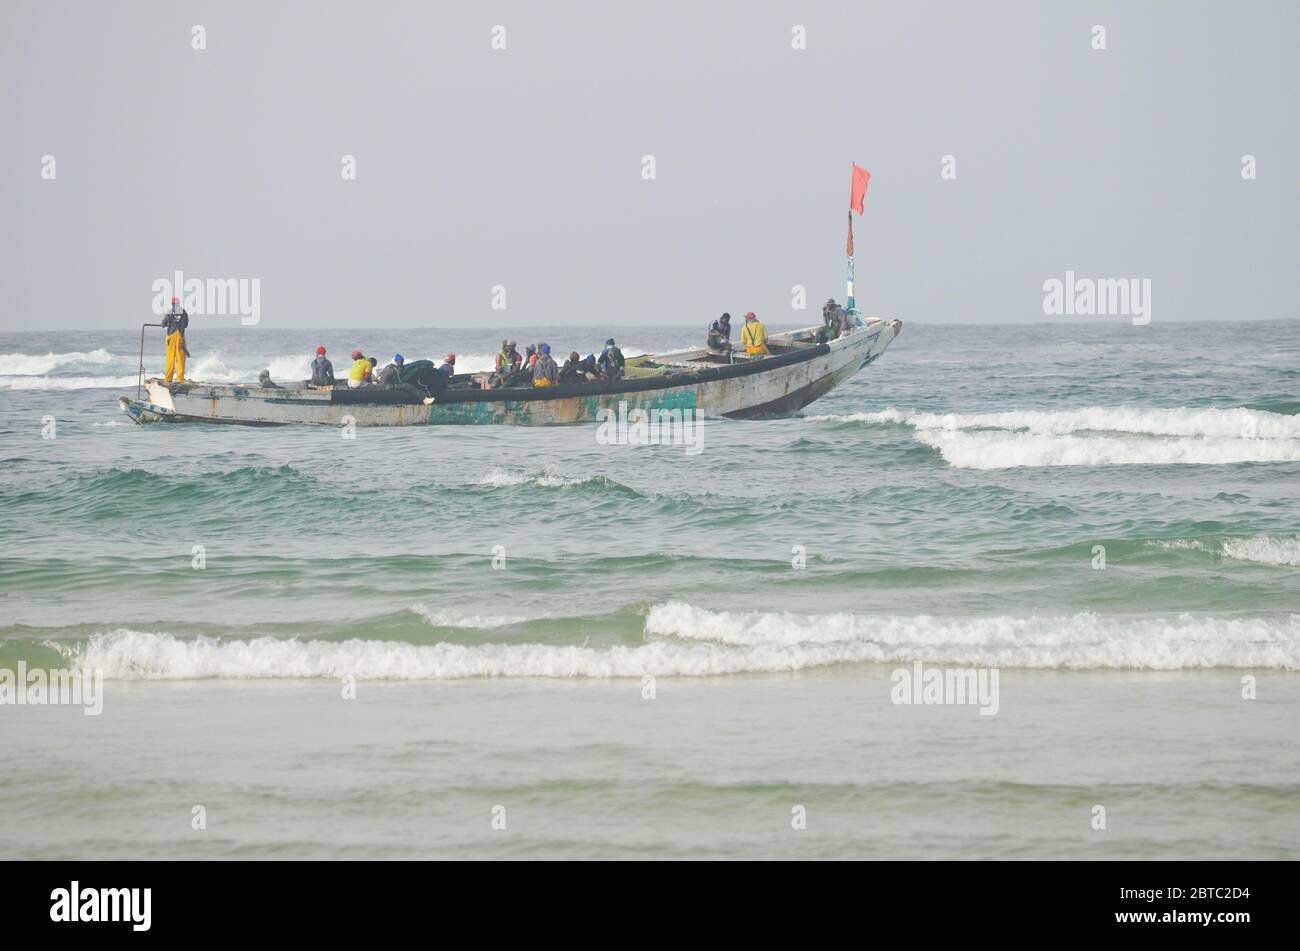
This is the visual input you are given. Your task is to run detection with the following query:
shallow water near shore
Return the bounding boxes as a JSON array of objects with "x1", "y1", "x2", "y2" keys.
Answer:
[
  {"x1": 1, "y1": 320, "x2": 1298, "y2": 858},
  {"x1": 5, "y1": 671, "x2": 1298, "y2": 859}
]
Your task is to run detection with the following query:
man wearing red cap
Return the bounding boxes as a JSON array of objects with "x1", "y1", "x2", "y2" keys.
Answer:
[
  {"x1": 347, "y1": 350, "x2": 372, "y2": 389},
  {"x1": 162, "y1": 296, "x2": 189, "y2": 382},
  {"x1": 309, "y1": 346, "x2": 335, "y2": 387},
  {"x1": 741, "y1": 311, "x2": 770, "y2": 357}
]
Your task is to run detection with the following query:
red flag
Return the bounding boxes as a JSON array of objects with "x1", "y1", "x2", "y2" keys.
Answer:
[{"x1": 850, "y1": 164, "x2": 870, "y2": 215}]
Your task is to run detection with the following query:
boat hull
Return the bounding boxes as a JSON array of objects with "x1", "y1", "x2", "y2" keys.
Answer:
[{"x1": 120, "y1": 317, "x2": 901, "y2": 427}]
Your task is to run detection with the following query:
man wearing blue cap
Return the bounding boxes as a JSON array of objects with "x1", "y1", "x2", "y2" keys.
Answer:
[
  {"x1": 532, "y1": 343, "x2": 558, "y2": 387},
  {"x1": 597, "y1": 338, "x2": 625, "y2": 382},
  {"x1": 378, "y1": 353, "x2": 405, "y2": 388}
]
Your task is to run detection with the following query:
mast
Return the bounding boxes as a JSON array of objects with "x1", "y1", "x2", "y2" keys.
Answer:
[
  {"x1": 846, "y1": 163, "x2": 869, "y2": 315},
  {"x1": 846, "y1": 209, "x2": 856, "y2": 313}
]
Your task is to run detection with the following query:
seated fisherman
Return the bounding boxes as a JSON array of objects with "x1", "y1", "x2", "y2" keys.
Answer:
[
  {"x1": 822, "y1": 298, "x2": 849, "y2": 340},
  {"x1": 378, "y1": 353, "x2": 404, "y2": 388},
  {"x1": 559, "y1": 351, "x2": 585, "y2": 384},
  {"x1": 597, "y1": 338, "x2": 625, "y2": 382},
  {"x1": 309, "y1": 346, "x2": 335, "y2": 387},
  {"x1": 508, "y1": 343, "x2": 538, "y2": 386},
  {"x1": 491, "y1": 340, "x2": 521, "y2": 388},
  {"x1": 532, "y1": 344, "x2": 558, "y2": 387},
  {"x1": 348, "y1": 350, "x2": 372, "y2": 389},
  {"x1": 706, "y1": 313, "x2": 732, "y2": 351},
  {"x1": 740, "y1": 312, "x2": 770, "y2": 357}
]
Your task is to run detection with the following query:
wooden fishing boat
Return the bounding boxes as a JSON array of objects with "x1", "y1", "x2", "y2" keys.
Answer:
[
  {"x1": 120, "y1": 164, "x2": 896, "y2": 427},
  {"x1": 118, "y1": 315, "x2": 902, "y2": 426}
]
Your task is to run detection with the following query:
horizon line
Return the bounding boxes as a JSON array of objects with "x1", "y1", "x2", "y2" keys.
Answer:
[{"x1": 4, "y1": 316, "x2": 1298, "y2": 335}]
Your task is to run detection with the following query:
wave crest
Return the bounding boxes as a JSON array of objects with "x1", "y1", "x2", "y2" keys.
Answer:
[
  {"x1": 809, "y1": 406, "x2": 1300, "y2": 468},
  {"x1": 644, "y1": 602, "x2": 1300, "y2": 670},
  {"x1": 0, "y1": 349, "x2": 116, "y2": 376},
  {"x1": 53, "y1": 606, "x2": 1300, "y2": 680}
]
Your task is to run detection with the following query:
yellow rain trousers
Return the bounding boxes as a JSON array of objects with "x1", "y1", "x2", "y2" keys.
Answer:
[
  {"x1": 742, "y1": 320, "x2": 770, "y2": 356},
  {"x1": 164, "y1": 331, "x2": 186, "y2": 382}
]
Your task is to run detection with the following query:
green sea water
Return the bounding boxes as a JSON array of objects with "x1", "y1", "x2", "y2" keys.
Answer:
[{"x1": 1, "y1": 320, "x2": 1297, "y2": 857}]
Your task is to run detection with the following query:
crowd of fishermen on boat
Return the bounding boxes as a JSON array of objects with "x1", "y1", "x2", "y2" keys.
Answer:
[
  {"x1": 486, "y1": 338, "x2": 627, "y2": 389},
  {"x1": 167, "y1": 293, "x2": 850, "y2": 393},
  {"x1": 295, "y1": 337, "x2": 629, "y2": 391}
]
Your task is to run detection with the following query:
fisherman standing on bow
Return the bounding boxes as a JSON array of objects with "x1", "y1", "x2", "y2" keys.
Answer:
[{"x1": 162, "y1": 296, "x2": 190, "y2": 383}]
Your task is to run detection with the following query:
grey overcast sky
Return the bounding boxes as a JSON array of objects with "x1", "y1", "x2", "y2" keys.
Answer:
[{"x1": 1, "y1": 0, "x2": 1295, "y2": 330}]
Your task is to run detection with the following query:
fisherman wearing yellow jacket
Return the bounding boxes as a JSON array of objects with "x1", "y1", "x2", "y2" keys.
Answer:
[
  {"x1": 347, "y1": 350, "x2": 372, "y2": 389},
  {"x1": 741, "y1": 311, "x2": 770, "y2": 357},
  {"x1": 162, "y1": 296, "x2": 189, "y2": 382}
]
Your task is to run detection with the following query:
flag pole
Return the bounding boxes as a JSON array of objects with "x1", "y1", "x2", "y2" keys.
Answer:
[
  {"x1": 846, "y1": 163, "x2": 870, "y2": 315},
  {"x1": 846, "y1": 208, "x2": 856, "y2": 314}
]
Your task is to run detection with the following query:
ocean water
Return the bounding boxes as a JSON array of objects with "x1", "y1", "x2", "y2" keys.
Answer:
[{"x1": 1, "y1": 319, "x2": 1298, "y2": 859}]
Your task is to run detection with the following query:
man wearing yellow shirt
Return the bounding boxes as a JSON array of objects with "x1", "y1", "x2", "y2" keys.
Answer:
[
  {"x1": 347, "y1": 349, "x2": 372, "y2": 389},
  {"x1": 741, "y1": 311, "x2": 770, "y2": 357}
]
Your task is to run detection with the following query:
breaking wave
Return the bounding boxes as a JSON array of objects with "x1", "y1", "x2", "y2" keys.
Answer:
[
  {"x1": 410, "y1": 604, "x2": 535, "y2": 628},
  {"x1": 1156, "y1": 536, "x2": 1300, "y2": 567},
  {"x1": 0, "y1": 349, "x2": 117, "y2": 376},
  {"x1": 808, "y1": 406, "x2": 1300, "y2": 468},
  {"x1": 0, "y1": 374, "x2": 141, "y2": 391},
  {"x1": 475, "y1": 466, "x2": 639, "y2": 494},
  {"x1": 915, "y1": 430, "x2": 1300, "y2": 468},
  {"x1": 809, "y1": 406, "x2": 1300, "y2": 439},
  {"x1": 51, "y1": 605, "x2": 1300, "y2": 679},
  {"x1": 1222, "y1": 536, "x2": 1300, "y2": 566},
  {"x1": 643, "y1": 603, "x2": 1300, "y2": 669}
]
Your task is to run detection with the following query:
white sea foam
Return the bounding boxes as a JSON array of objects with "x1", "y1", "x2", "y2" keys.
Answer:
[
  {"x1": 644, "y1": 602, "x2": 1300, "y2": 670},
  {"x1": 411, "y1": 604, "x2": 533, "y2": 628},
  {"x1": 477, "y1": 465, "x2": 594, "y2": 488},
  {"x1": 64, "y1": 629, "x2": 890, "y2": 680},
  {"x1": 0, "y1": 374, "x2": 142, "y2": 391},
  {"x1": 809, "y1": 406, "x2": 1300, "y2": 468},
  {"x1": 914, "y1": 430, "x2": 1300, "y2": 468},
  {"x1": 446, "y1": 352, "x2": 496, "y2": 374},
  {"x1": 62, "y1": 608, "x2": 1300, "y2": 680},
  {"x1": 1220, "y1": 536, "x2": 1300, "y2": 567},
  {"x1": 1154, "y1": 539, "x2": 1209, "y2": 552},
  {"x1": 808, "y1": 406, "x2": 1300, "y2": 439},
  {"x1": 0, "y1": 349, "x2": 117, "y2": 376},
  {"x1": 0, "y1": 349, "x2": 314, "y2": 389},
  {"x1": 182, "y1": 351, "x2": 311, "y2": 383},
  {"x1": 1152, "y1": 536, "x2": 1300, "y2": 566}
]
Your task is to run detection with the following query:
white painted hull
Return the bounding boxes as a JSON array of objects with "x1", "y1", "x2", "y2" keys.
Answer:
[{"x1": 120, "y1": 316, "x2": 902, "y2": 427}]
